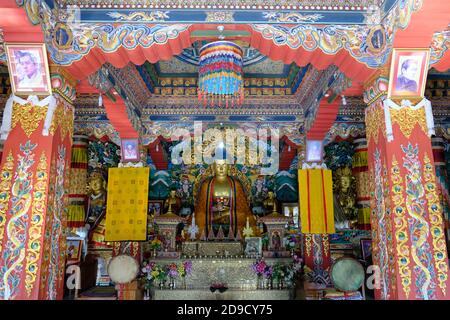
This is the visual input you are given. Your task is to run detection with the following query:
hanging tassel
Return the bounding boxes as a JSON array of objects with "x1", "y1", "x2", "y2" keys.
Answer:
[{"x1": 98, "y1": 94, "x2": 103, "y2": 107}]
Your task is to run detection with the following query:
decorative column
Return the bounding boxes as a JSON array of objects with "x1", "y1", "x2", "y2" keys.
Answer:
[
  {"x1": 0, "y1": 66, "x2": 76, "y2": 300},
  {"x1": 67, "y1": 135, "x2": 89, "y2": 231},
  {"x1": 364, "y1": 71, "x2": 450, "y2": 300},
  {"x1": 431, "y1": 137, "x2": 450, "y2": 248},
  {"x1": 352, "y1": 137, "x2": 371, "y2": 230}
]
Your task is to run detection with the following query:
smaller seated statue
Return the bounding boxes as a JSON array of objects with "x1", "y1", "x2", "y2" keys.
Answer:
[
  {"x1": 164, "y1": 189, "x2": 181, "y2": 215},
  {"x1": 85, "y1": 170, "x2": 107, "y2": 228},
  {"x1": 271, "y1": 231, "x2": 282, "y2": 251},
  {"x1": 333, "y1": 166, "x2": 358, "y2": 229},
  {"x1": 263, "y1": 191, "x2": 279, "y2": 215}
]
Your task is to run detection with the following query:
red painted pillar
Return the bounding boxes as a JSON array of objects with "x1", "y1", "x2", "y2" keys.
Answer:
[
  {"x1": 431, "y1": 137, "x2": 450, "y2": 250},
  {"x1": 0, "y1": 68, "x2": 76, "y2": 300},
  {"x1": 364, "y1": 72, "x2": 450, "y2": 300}
]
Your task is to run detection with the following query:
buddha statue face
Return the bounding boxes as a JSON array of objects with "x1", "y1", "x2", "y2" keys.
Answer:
[
  {"x1": 169, "y1": 190, "x2": 177, "y2": 198},
  {"x1": 213, "y1": 160, "x2": 228, "y2": 179},
  {"x1": 267, "y1": 191, "x2": 275, "y2": 200},
  {"x1": 340, "y1": 175, "x2": 350, "y2": 193},
  {"x1": 88, "y1": 173, "x2": 105, "y2": 196}
]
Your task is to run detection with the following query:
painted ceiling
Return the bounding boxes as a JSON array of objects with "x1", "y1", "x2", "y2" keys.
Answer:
[
  {"x1": 132, "y1": 40, "x2": 307, "y2": 98},
  {"x1": 46, "y1": 0, "x2": 392, "y2": 25}
]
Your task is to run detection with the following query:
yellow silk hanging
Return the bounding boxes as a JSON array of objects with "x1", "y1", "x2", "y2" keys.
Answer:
[
  {"x1": 105, "y1": 167, "x2": 150, "y2": 241},
  {"x1": 298, "y1": 169, "x2": 335, "y2": 234},
  {"x1": 357, "y1": 207, "x2": 371, "y2": 225}
]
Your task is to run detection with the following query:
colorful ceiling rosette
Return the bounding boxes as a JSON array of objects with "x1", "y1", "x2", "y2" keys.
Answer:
[{"x1": 198, "y1": 41, "x2": 244, "y2": 108}]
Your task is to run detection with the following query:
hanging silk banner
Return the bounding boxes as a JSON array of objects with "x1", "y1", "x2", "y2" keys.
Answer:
[
  {"x1": 298, "y1": 169, "x2": 335, "y2": 234},
  {"x1": 105, "y1": 167, "x2": 150, "y2": 241}
]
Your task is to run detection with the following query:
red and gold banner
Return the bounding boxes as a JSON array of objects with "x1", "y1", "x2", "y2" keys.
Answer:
[
  {"x1": 298, "y1": 169, "x2": 335, "y2": 234},
  {"x1": 105, "y1": 167, "x2": 150, "y2": 241}
]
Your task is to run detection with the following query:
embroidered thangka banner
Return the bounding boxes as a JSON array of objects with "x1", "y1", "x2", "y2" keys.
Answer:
[
  {"x1": 105, "y1": 167, "x2": 150, "y2": 241},
  {"x1": 298, "y1": 169, "x2": 335, "y2": 234}
]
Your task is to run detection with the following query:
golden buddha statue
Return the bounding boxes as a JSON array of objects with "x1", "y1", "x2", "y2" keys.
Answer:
[
  {"x1": 85, "y1": 170, "x2": 111, "y2": 248},
  {"x1": 189, "y1": 159, "x2": 256, "y2": 239},
  {"x1": 263, "y1": 191, "x2": 279, "y2": 215},
  {"x1": 333, "y1": 166, "x2": 357, "y2": 228},
  {"x1": 164, "y1": 189, "x2": 181, "y2": 215},
  {"x1": 86, "y1": 170, "x2": 107, "y2": 227}
]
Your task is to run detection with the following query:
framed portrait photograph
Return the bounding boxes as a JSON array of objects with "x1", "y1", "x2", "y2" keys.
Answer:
[
  {"x1": 5, "y1": 43, "x2": 52, "y2": 96},
  {"x1": 360, "y1": 238, "x2": 372, "y2": 261},
  {"x1": 306, "y1": 140, "x2": 323, "y2": 162},
  {"x1": 66, "y1": 239, "x2": 83, "y2": 265},
  {"x1": 121, "y1": 138, "x2": 139, "y2": 162},
  {"x1": 245, "y1": 237, "x2": 262, "y2": 257},
  {"x1": 388, "y1": 48, "x2": 430, "y2": 101},
  {"x1": 148, "y1": 200, "x2": 163, "y2": 216},
  {"x1": 282, "y1": 203, "x2": 300, "y2": 229}
]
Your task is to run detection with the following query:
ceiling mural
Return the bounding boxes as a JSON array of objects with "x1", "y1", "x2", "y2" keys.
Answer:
[
  {"x1": 154, "y1": 40, "x2": 291, "y2": 79},
  {"x1": 16, "y1": 0, "x2": 426, "y2": 70},
  {"x1": 156, "y1": 59, "x2": 198, "y2": 75},
  {"x1": 132, "y1": 40, "x2": 306, "y2": 99},
  {"x1": 55, "y1": 0, "x2": 384, "y2": 9}
]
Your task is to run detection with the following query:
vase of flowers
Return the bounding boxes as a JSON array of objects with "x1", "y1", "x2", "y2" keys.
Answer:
[
  {"x1": 166, "y1": 263, "x2": 179, "y2": 289},
  {"x1": 272, "y1": 263, "x2": 285, "y2": 290},
  {"x1": 155, "y1": 265, "x2": 167, "y2": 289},
  {"x1": 251, "y1": 259, "x2": 267, "y2": 289},
  {"x1": 263, "y1": 265, "x2": 273, "y2": 290},
  {"x1": 150, "y1": 237, "x2": 162, "y2": 257},
  {"x1": 141, "y1": 261, "x2": 156, "y2": 298},
  {"x1": 178, "y1": 261, "x2": 193, "y2": 290}
]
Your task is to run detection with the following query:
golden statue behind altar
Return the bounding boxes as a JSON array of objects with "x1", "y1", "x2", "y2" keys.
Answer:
[{"x1": 189, "y1": 160, "x2": 256, "y2": 240}]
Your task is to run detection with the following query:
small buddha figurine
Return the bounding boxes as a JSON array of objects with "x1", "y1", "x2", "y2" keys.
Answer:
[
  {"x1": 263, "y1": 191, "x2": 279, "y2": 215},
  {"x1": 164, "y1": 189, "x2": 181, "y2": 215}
]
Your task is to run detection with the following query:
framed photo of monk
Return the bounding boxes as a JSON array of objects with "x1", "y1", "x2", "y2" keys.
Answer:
[
  {"x1": 306, "y1": 140, "x2": 323, "y2": 162},
  {"x1": 121, "y1": 138, "x2": 139, "y2": 162},
  {"x1": 5, "y1": 43, "x2": 52, "y2": 96},
  {"x1": 66, "y1": 239, "x2": 83, "y2": 265},
  {"x1": 388, "y1": 48, "x2": 430, "y2": 101},
  {"x1": 148, "y1": 200, "x2": 163, "y2": 216},
  {"x1": 360, "y1": 238, "x2": 372, "y2": 262}
]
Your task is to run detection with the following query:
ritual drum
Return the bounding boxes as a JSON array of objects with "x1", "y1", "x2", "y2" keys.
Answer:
[
  {"x1": 330, "y1": 257, "x2": 365, "y2": 292},
  {"x1": 107, "y1": 254, "x2": 139, "y2": 284}
]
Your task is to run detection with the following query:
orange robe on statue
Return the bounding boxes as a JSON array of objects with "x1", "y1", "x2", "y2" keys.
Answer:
[{"x1": 191, "y1": 176, "x2": 256, "y2": 239}]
